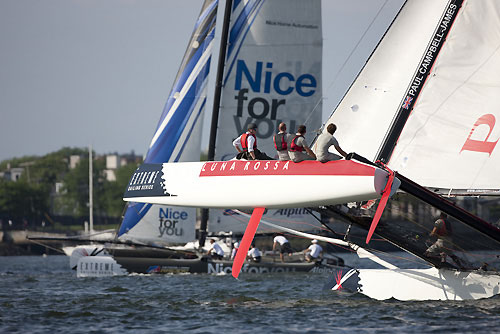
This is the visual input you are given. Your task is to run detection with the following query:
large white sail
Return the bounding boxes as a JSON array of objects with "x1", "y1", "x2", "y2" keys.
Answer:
[
  {"x1": 322, "y1": 0, "x2": 446, "y2": 161},
  {"x1": 118, "y1": 0, "x2": 218, "y2": 244},
  {"x1": 209, "y1": 0, "x2": 324, "y2": 233},
  {"x1": 323, "y1": 0, "x2": 500, "y2": 195},
  {"x1": 389, "y1": 0, "x2": 500, "y2": 193}
]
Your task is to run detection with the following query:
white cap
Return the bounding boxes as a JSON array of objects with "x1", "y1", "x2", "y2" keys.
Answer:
[
  {"x1": 234, "y1": 242, "x2": 239, "y2": 248},
  {"x1": 311, "y1": 239, "x2": 318, "y2": 244}
]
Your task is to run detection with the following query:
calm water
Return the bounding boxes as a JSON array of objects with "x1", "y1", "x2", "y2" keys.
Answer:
[{"x1": 1, "y1": 254, "x2": 500, "y2": 334}]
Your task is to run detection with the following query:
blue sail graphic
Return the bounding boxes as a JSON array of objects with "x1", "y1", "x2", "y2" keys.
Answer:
[{"x1": 118, "y1": 0, "x2": 218, "y2": 239}]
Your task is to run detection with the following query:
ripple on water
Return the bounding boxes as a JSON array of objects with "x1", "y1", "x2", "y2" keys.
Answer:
[{"x1": 1, "y1": 256, "x2": 500, "y2": 333}]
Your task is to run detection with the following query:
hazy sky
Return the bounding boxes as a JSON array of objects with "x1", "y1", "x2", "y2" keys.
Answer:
[{"x1": 0, "y1": 0, "x2": 404, "y2": 162}]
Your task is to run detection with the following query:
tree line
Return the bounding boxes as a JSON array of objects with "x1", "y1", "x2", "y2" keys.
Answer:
[{"x1": 0, "y1": 147, "x2": 140, "y2": 228}]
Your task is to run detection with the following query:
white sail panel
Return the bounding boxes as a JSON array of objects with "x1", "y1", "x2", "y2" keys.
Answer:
[
  {"x1": 211, "y1": 0, "x2": 323, "y2": 231},
  {"x1": 118, "y1": 203, "x2": 196, "y2": 244},
  {"x1": 389, "y1": 0, "x2": 500, "y2": 192},
  {"x1": 323, "y1": 0, "x2": 448, "y2": 161},
  {"x1": 216, "y1": 0, "x2": 322, "y2": 160}
]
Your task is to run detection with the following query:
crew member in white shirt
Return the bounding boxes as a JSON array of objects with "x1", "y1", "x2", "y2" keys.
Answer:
[
  {"x1": 303, "y1": 239, "x2": 323, "y2": 262},
  {"x1": 273, "y1": 234, "x2": 293, "y2": 262},
  {"x1": 207, "y1": 239, "x2": 224, "y2": 260},
  {"x1": 247, "y1": 244, "x2": 262, "y2": 263}
]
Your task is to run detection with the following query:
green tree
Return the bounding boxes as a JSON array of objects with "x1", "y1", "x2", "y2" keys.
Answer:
[
  {"x1": 100, "y1": 163, "x2": 139, "y2": 217},
  {"x1": 0, "y1": 179, "x2": 48, "y2": 222}
]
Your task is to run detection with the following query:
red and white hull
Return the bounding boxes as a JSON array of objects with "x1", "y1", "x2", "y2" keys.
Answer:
[{"x1": 123, "y1": 160, "x2": 400, "y2": 209}]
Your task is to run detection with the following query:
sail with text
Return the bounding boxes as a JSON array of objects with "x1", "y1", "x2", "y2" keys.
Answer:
[
  {"x1": 209, "y1": 0, "x2": 324, "y2": 233},
  {"x1": 322, "y1": 0, "x2": 500, "y2": 266},
  {"x1": 117, "y1": 0, "x2": 217, "y2": 245},
  {"x1": 325, "y1": 0, "x2": 500, "y2": 196}
]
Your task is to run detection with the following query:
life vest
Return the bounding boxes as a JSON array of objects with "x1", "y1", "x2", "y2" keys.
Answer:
[
  {"x1": 273, "y1": 133, "x2": 287, "y2": 151},
  {"x1": 436, "y1": 219, "x2": 452, "y2": 237},
  {"x1": 240, "y1": 133, "x2": 257, "y2": 151},
  {"x1": 290, "y1": 135, "x2": 304, "y2": 152}
]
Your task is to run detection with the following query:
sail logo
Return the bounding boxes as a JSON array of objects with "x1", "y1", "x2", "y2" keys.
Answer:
[
  {"x1": 124, "y1": 164, "x2": 171, "y2": 197},
  {"x1": 158, "y1": 208, "x2": 188, "y2": 237},
  {"x1": 460, "y1": 114, "x2": 499, "y2": 155},
  {"x1": 235, "y1": 60, "x2": 317, "y2": 97},
  {"x1": 127, "y1": 170, "x2": 160, "y2": 191},
  {"x1": 232, "y1": 60, "x2": 318, "y2": 138},
  {"x1": 273, "y1": 208, "x2": 309, "y2": 217},
  {"x1": 207, "y1": 262, "x2": 295, "y2": 274}
]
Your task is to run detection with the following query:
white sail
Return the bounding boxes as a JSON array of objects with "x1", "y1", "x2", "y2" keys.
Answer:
[
  {"x1": 319, "y1": 0, "x2": 500, "y2": 300},
  {"x1": 323, "y1": 0, "x2": 446, "y2": 161},
  {"x1": 210, "y1": 0, "x2": 324, "y2": 233},
  {"x1": 389, "y1": 1, "x2": 500, "y2": 193}
]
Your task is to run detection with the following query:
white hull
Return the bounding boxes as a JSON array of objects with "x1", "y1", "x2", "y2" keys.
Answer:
[
  {"x1": 334, "y1": 267, "x2": 500, "y2": 301},
  {"x1": 77, "y1": 256, "x2": 127, "y2": 278},
  {"x1": 124, "y1": 160, "x2": 399, "y2": 209}
]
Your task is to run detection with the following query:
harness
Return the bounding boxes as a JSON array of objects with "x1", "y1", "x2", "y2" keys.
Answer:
[
  {"x1": 240, "y1": 133, "x2": 257, "y2": 151},
  {"x1": 290, "y1": 135, "x2": 304, "y2": 152},
  {"x1": 273, "y1": 133, "x2": 287, "y2": 151}
]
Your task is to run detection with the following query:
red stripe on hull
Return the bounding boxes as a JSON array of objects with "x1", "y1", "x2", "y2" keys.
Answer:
[{"x1": 199, "y1": 160, "x2": 375, "y2": 177}]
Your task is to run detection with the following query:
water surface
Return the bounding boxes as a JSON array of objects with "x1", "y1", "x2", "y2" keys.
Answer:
[{"x1": 0, "y1": 254, "x2": 499, "y2": 333}]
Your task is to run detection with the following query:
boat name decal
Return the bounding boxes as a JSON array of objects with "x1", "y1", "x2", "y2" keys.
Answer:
[{"x1": 199, "y1": 160, "x2": 375, "y2": 177}]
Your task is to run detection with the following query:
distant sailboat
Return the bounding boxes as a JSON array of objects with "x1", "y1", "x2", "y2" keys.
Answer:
[{"x1": 76, "y1": 0, "x2": 347, "y2": 276}]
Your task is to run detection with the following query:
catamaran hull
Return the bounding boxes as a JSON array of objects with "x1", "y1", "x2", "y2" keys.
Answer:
[
  {"x1": 123, "y1": 160, "x2": 399, "y2": 209},
  {"x1": 75, "y1": 254, "x2": 341, "y2": 277},
  {"x1": 329, "y1": 267, "x2": 500, "y2": 301}
]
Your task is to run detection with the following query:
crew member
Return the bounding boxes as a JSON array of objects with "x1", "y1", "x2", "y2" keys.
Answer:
[
  {"x1": 424, "y1": 213, "x2": 465, "y2": 268},
  {"x1": 207, "y1": 239, "x2": 224, "y2": 260},
  {"x1": 315, "y1": 123, "x2": 347, "y2": 162},
  {"x1": 289, "y1": 125, "x2": 316, "y2": 162},
  {"x1": 232, "y1": 123, "x2": 272, "y2": 160},
  {"x1": 273, "y1": 233, "x2": 293, "y2": 262},
  {"x1": 273, "y1": 122, "x2": 292, "y2": 161},
  {"x1": 303, "y1": 239, "x2": 323, "y2": 262},
  {"x1": 247, "y1": 244, "x2": 262, "y2": 263},
  {"x1": 230, "y1": 241, "x2": 239, "y2": 260}
]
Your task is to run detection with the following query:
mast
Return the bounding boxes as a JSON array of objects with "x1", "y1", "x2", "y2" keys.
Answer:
[
  {"x1": 89, "y1": 144, "x2": 94, "y2": 233},
  {"x1": 199, "y1": 0, "x2": 233, "y2": 247},
  {"x1": 376, "y1": 0, "x2": 464, "y2": 163}
]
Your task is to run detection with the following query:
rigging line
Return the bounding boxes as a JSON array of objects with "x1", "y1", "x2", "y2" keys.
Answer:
[
  {"x1": 27, "y1": 239, "x2": 65, "y2": 254},
  {"x1": 308, "y1": 0, "x2": 391, "y2": 143},
  {"x1": 305, "y1": 207, "x2": 342, "y2": 236}
]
